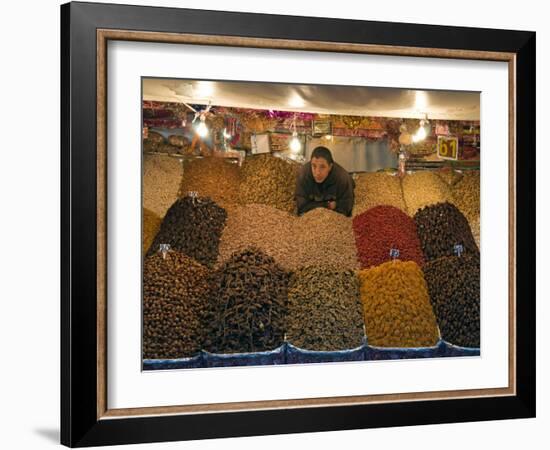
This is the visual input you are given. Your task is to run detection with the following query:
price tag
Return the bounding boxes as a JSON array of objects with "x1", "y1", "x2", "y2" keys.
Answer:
[
  {"x1": 389, "y1": 248, "x2": 400, "y2": 260},
  {"x1": 187, "y1": 190, "x2": 199, "y2": 205},
  {"x1": 437, "y1": 135, "x2": 459, "y2": 160},
  {"x1": 159, "y1": 243, "x2": 171, "y2": 259},
  {"x1": 453, "y1": 244, "x2": 464, "y2": 257}
]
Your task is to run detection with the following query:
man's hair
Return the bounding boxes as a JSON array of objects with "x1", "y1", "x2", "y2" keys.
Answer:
[{"x1": 311, "y1": 146, "x2": 334, "y2": 165}]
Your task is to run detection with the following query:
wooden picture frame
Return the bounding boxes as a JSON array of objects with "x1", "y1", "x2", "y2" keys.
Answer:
[{"x1": 61, "y1": 1, "x2": 535, "y2": 446}]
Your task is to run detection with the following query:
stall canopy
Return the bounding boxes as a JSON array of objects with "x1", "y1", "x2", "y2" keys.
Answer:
[{"x1": 142, "y1": 78, "x2": 480, "y2": 121}]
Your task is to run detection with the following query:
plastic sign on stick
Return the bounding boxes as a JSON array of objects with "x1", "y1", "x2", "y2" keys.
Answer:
[{"x1": 437, "y1": 135, "x2": 459, "y2": 160}]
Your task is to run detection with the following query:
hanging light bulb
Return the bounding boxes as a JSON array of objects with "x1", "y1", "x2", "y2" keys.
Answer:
[
  {"x1": 289, "y1": 115, "x2": 301, "y2": 154},
  {"x1": 223, "y1": 128, "x2": 231, "y2": 139},
  {"x1": 196, "y1": 114, "x2": 208, "y2": 138},
  {"x1": 412, "y1": 116, "x2": 430, "y2": 143},
  {"x1": 290, "y1": 131, "x2": 301, "y2": 154}
]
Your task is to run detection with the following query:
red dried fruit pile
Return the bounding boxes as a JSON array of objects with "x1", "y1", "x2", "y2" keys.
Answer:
[{"x1": 353, "y1": 206, "x2": 424, "y2": 269}]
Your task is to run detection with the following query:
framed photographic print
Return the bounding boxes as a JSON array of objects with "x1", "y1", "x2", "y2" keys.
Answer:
[{"x1": 61, "y1": 1, "x2": 536, "y2": 447}]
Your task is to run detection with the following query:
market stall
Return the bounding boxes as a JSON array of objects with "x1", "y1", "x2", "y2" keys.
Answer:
[{"x1": 140, "y1": 79, "x2": 481, "y2": 370}]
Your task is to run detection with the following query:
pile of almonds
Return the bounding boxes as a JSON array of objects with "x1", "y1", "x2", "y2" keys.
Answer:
[{"x1": 218, "y1": 205, "x2": 358, "y2": 270}]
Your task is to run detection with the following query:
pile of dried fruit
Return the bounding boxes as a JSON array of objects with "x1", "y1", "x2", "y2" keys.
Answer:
[
  {"x1": 435, "y1": 167, "x2": 463, "y2": 186},
  {"x1": 142, "y1": 251, "x2": 211, "y2": 359},
  {"x1": 423, "y1": 255, "x2": 480, "y2": 348},
  {"x1": 142, "y1": 208, "x2": 161, "y2": 255},
  {"x1": 358, "y1": 260, "x2": 439, "y2": 347},
  {"x1": 286, "y1": 266, "x2": 364, "y2": 351},
  {"x1": 168, "y1": 134, "x2": 192, "y2": 155},
  {"x1": 217, "y1": 204, "x2": 296, "y2": 267},
  {"x1": 146, "y1": 196, "x2": 227, "y2": 267},
  {"x1": 143, "y1": 154, "x2": 183, "y2": 218},
  {"x1": 352, "y1": 172, "x2": 407, "y2": 215},
  {"x1": 142, "y1": 131, "x2": 165, "y2": 152},
  {"x1": 470, "y1": 215, "x2": 480, "y2": 248},
  {"x1": 414, "y1": 202, "x2": 479, "y2": 262},
  {"x1": 294, "y1": 208, "x2": 359, "y2": 269},
  {"x1": 239, "y1": 154, "x2": 299, "y2": 213},
  {"x1": 179, "y1": 157, "x2": 240, "y2": 207},
  {"x1": 353, "y1": 205, "x2": 424, "y2": 269},
  {"x1": 402, "y1": 171, "x2": 454, "y2": 216},
  {"x1": 205, "y1": 248, "x2": 288, "y2": 354},
  {"x1": 218, "y1": 205, "x2": 358, "y2": 270},
  {"x1": 451, "y1": 170, "x2": 480, "y2": 239}
]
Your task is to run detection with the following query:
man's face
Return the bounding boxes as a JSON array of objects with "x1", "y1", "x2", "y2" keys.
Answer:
[{"x1": 311, "y1": 157, "x2": 332, "y2": 183}]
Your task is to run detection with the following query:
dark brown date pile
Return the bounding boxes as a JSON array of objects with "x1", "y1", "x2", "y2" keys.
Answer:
[
  {"x1": 204, "y1": 248, "x2": 288, "y2": 354},
  {"x1": 414, "y1": 202, "x2": 479, "y2": 262},
  {"x1": 146, "y1": 196, "x2": 227, "y2": 267},
  {"x1": 353, "y1": 205, "x2": 424, "y2": 269},
  {"x1": 423, "y1": 254, "x2": 480, "y2": 348},
  {"x1": 239, "y1": 154, "x2": 299, "y2": 213},
  {"x1": 142, "y1": 251, "x2": 211, "y2": 359},
  {"x1": 286, "y1": 266, "x2": 364, "y2": 351}
]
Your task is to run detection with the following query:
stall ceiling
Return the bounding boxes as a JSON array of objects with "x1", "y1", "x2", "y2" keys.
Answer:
[{"x1": 143, "y1": 78, "x2": 480, "y2": 121}]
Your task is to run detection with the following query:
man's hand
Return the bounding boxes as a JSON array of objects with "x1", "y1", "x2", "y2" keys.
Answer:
[{"x1": 327, "y1": 200, "x2": 337, "y2": 210}]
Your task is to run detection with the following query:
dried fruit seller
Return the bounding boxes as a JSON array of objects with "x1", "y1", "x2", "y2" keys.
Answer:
[{"x1": 295, "y1": 146, "x2": 355, "y2": 216}]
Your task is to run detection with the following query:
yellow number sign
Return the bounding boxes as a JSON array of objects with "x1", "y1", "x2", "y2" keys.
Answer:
[{"x1": 437, "y1": 136, "x2": 459, "y2": 160}]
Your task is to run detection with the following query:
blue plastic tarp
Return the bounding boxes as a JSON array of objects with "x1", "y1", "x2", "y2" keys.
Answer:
[
  {"x1": 364, "y1": 339, "x2": 445, "y2": 361},
  {"x1": 202, "y1": 344, "x2": 287, "y2": 368},
  {"x1": 285, "y1": 342, "x2": 366, "y2": 364},
  {"x1": 142, "y1": 353, "x2": 204, "y2": 370}
]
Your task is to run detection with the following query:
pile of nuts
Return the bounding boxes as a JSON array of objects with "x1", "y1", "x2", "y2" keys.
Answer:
[
  {"x1": 286, "y1": 266, "x2": 364, "y2": 351},
  {"x1": 435, "y1": 167, "x2": 464, "y2": 187},
  {"x1": 358, "y1": 260, "x2": 440, "y2": 348},
  {"x1": 402, "y1": 171, "x2": 454, "y2": 216},
  {"x1": 352, "y1": 172, "x2": 407, "y2": 215},
  {"x1": 143, "y1": 154, "x2": 183, "y2": 218},
  {"x1": 218, "y1": 204, "x2": 296, "y2": 268},
  {"x1": 239, "y1": 154, "x2": 299, "y2": 213},
  {"x1": 142, "y1": 208, "x2": 161, "y2": 255},
  {"x1": 294, "y1": 208, "x2": 359, "y2": 269},
  {"x1": 147, "y1": 196, "x2": 227, "y2": 267},
  {"x1": 142, "y1": 251, "x2": 211, "y2": 359},
  {"x1": 414, "y1": 202, "x2": 479, "y2": 262},
  {"x1": 353, "y1": 205, "x2": 424, "y2": 269},
  {"x1": 423, "y1": 254, "x2": 480, "y2": 348},
  {"x1": 218, "y1": 205, "x2": 358, "y2": 270},
  {"x1": 204, "y1": 247, "x2": 288, "y2": 354},
  {"x1": 451, "y1": 171, "x2": 480, "y2": 221},
  {"x1": 470, "y1": 215, "x2": 480, "y2": 248},
  {"x1": 179, "y1": 157, "x2": 240, "y2": 207}
]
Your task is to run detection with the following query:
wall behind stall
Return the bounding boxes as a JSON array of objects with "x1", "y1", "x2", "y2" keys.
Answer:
[
  {"x1": 0, "y1": 1, "x2": 546, "y2": 450},
  {"x1": 306, "y1": 137, "x2": 397, "y2": 172}
]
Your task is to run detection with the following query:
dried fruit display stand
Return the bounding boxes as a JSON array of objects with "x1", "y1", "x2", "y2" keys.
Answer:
[{"x1": 141, "y1": 97, "x2": 481, "y2": 369}]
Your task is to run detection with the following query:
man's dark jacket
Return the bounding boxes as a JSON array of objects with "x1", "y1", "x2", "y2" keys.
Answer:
[{"x1": 295, "y1": 162, "x2": 355, "y2": 216}]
